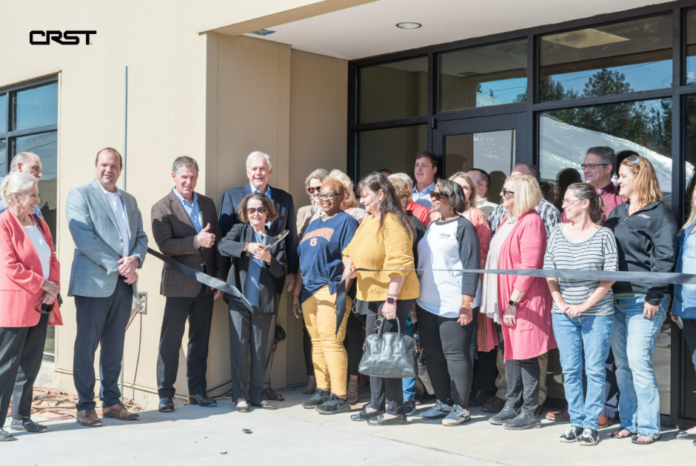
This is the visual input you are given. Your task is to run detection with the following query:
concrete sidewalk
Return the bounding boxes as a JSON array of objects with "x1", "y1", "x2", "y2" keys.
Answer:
[{"x1": 2, "y1": 387, "x2": 694, "y2": 466}]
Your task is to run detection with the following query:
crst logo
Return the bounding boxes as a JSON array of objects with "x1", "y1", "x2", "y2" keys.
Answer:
[{"x1": 30, "y1": 30, "x2": 96, "y2": 45}]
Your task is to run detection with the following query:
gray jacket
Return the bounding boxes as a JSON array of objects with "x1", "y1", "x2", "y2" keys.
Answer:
[{"x1": 66, "y1": 179, "x2": 148, "y2": 297}]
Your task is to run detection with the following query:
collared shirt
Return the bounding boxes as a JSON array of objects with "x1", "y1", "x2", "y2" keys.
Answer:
[
  {"x1": 560, "y1": 182, "x2": 623, "y2": 222},
  {"x1": 412, "y1": 182, "x2": 435, "y2": 210},
  {"x1": 100, "y1": 185, "x2": 130, "y2": 258},
  {"x1": 172, "y1": 188, "x2": 203, "y2": 233},
  {"x1": 475, "y1": 197, "x2": 498, "y2": 218},
  {"x1": 489, "y1": 198, "x2": 560, "y2": 239},
  {"x1": 0, "y1": 176, "x2": 43, "y2": 217},
  {"x1": 250, "y1": 182, "x2": 272, "y2": 200}
]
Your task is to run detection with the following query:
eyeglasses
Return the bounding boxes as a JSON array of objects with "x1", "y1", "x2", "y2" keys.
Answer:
[
  {"x1": 308, "y1": 187, "x2": 321, "y2": 194},
  {"x1": 318, "y1": 193, "x2": 342, "y2": 200},
  {"x1": 562, "y1": 198, "x2": 581, "y2": 206},
  {"x1": 580, "y1": 163, "x2": 608, "y2": 170},
  {"x1": 502, "y1": 188, "x2": 515, "y2": 197},
  {"x1": 429, "y1": 191, "x2": 449, "y2": 201},
  {"x1": 247, "y1": 207, "x2": 266, "y2": 214},
  {"x1": 627, "y1": 155, "x2": 642, "y2": 166},
  {"x1": 34, "y1": 299, "x2": 50, "y2": 315}
]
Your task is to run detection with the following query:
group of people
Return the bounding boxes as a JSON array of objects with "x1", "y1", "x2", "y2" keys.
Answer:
[{"x1": 0, "y1": 146, "x2": 695, "y2": 448}]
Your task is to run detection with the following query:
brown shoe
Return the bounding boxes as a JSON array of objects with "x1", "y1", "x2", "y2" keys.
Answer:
[
  {"x1": 263, "y1": 387, "x2": 285, "y2": 401},
  {"x1": 546, "y1": 408, "x2": 571, "y2": 422},
  {"x1": 102, "y1": 403, "x2": 140, "y2": 421},
  {"x1": 482, "y1": 397, "x2": 506, "y2": 413},
  {"x1": 76, "y1": 409, "x2": 103, "y2": 427},
  {"x1": 347, "y1": 379, "x2": 359, "y2": 404},
  {"x1": 598, "y1": 413, "x2": 615, "y2": 428}
]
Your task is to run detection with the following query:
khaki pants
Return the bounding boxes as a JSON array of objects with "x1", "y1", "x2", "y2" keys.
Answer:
[
  {"x1": 302, "y1": 286, "x2": 352, "y2": 396},
  {"x1": 495, "y1": 349, "x2": 548, "y2": 406}
]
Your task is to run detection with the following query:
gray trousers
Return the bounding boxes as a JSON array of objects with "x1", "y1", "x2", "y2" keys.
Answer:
[
  {"x1": 229, "y1": 304, "x2": 274, "y2": 404},
  {"x1": 504, "y1": 357, "x2": 541, "y2": 415},
  {"x1": 73, "y1": 278, "x2": 133, "y2": 411},
  {"x1": 0, "y1": 313, "x2": 48, "y2": 427},
  {"x1": 262, "y1": 294, "x2": 280, "y2": 389}
]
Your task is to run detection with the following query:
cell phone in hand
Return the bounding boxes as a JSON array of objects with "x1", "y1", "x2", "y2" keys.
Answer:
[{"x1": 674, "y1": 316, "x2": 684, "y2": 330}]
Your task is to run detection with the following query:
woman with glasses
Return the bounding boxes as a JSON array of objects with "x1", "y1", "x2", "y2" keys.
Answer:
[
  {"x1": 416, "y1": 180, "x2": 480, "y2": 426},
  {"x1": 605, "y1": 155, "x2": 677, "y2": 445},
  {"x1": 0, "y1": 173, "x2": 61, "y2": 441},
  {"x1": 292, "y1": 179, "x2": 359, "y2": 415},
  {"x1": 545, "y1": 183, "x2": 618, "y2": 446},
  {"x1": 672, "y1": 185, "x2": 696, "y2": 446},
  {"x1": 295, "y1": 168, "x2": 328, "y2": 395},
  {"x1": 218, "y1": 193, "x2": 286, "y2": 413},
  {"x1": 485, "y1": 174, "x2": 555, "y2": 431},
  {"x1": 344, "y1": 172, "x2": 420, "y2": 426}
]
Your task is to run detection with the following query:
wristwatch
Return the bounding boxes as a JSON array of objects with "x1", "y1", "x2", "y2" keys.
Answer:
[
  {"x1": 387, "y1": 297, "x2": 397, "y2": 305},
  {"x1": 508, "y1": 300, "x2": 520, "y2": 307}
]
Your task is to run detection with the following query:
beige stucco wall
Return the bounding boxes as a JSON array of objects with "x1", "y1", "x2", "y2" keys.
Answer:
[{"x1": 1, "y1": 2, "x2": 348, "y2": 408}]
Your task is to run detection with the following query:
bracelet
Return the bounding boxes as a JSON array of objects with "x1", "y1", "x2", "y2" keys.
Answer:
[{"x1": 461, "y1": 302, "x2": 473, "y2": 308}]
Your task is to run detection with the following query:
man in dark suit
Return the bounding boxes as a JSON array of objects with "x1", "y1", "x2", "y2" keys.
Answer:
[
  {"x1": 218, "y1": 151, "x2": 298, "y2": 401},
  {"x1": 151, "y1": 156, "x2": 225, "y2": 412}
]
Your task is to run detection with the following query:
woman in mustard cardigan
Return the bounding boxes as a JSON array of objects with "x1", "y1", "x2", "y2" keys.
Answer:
[{"x1": 343, "y1": 172, "x2": 420, "y2": 426}]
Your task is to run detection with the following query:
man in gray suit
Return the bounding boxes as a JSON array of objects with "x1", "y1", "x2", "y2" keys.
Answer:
[{"x1": 66, "y1": 147, "x2": 148, "y2": 427}]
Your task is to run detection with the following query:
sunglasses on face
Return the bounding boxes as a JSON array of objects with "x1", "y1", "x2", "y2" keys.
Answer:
[
  {"x1": 247, "y1": 207, "x2": 266, "y2": 214},
  {"x1": 429, "y1": 191, "x2": 449, "y2": 201},
  {"x1": 580, "y1": 163, "x2": 608, "y2": 170},
  {"x1": 627, "y1": 155, "x2": 642, "y2": 166},
  {"x1": 308, "y1": 187, "x2": 321, "y2": 194},
  {"x1": 318, "y1": 192, "x2": 342, "y2": 200},
  {"x1": 502, "y1": 188, "x2": 515, "y2": 197}
]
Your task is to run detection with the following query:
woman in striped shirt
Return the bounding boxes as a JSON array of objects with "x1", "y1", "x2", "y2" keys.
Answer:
[{"x1": 544, "y1": 182, "x2": 618, "y2": 446}]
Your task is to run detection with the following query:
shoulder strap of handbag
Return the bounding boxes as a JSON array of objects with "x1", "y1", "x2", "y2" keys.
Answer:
[{"x1": 31, "y1": 214, "x2": 46, "y2": 238}]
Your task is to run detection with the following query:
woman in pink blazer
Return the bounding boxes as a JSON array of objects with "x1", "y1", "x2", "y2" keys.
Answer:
[
  {"x1": 487, "y1": 174, "x2": 554, "y2": 431},
  {"x1": 0, "y1": 173, "x2": 61, "y2": 442}
]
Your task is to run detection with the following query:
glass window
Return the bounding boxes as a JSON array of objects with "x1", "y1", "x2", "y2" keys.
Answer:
[
  {"x1": 0, "y1": 139, "x2": 5, "y2": 175},
  {"x1": 540, "y1": 98, "x2": 673, "y2": 208},
  {"x1": 0, "y1": 94, "x2": 6, "y2": 133},
  {"x1": 686, "y1": 9, "x2": 696, "y2": 85},
  {"x1": 12, "y1": 83, "x2": 58, "y2": 131},
  {"x1": 359, "y1": 57, "x2": 428, "y2": 124},
  {"x1": 683, "y1": 336, "x2": 696, "y2": 420},
  {"x1": 539, "y1": 15, "x2": 672, "y2": 102},
  {"x1": 439, "y1": 39, "x2": 527, "y2": 112},
  {"x1": 684, "y1": 95, "x2": 696, "y2": 216},
  {"x1": 358, "y1": 125, "x2": 427, "y2": 179}
]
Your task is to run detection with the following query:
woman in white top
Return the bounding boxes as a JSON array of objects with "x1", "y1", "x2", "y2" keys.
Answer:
[{"x1": 0, "y1": 173, "x2": 61, "y2": 441}]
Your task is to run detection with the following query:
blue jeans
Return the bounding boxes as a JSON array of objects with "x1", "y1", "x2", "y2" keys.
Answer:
[
  {"x1": 402, "y1": 323, "x2": 417, "y2": 400},
  {"x1": 552, "y1": 313, "x2": 613, "y2": 430},
  {"x1": 611, "y1": 296, "x2": 668, "y2": 439}
]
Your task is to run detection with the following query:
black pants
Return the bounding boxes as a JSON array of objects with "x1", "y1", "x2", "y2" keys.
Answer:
[
  {"x1": 73, "y1": 278, "x2": 133, "y2": 411},
  {"x1": 602, "y1": 348, "x2": 620, "y2": 418},
  {"x1": 364, "y1": 299, "x2": 414, "y2": 416},
  {"x1": 505, "y1": 357, "x2": 540, "y2": 415},
  {"x1": 417, "y1": 305, "x2": 479, "y2": 408},
  {"x1": 229, "y1": 304, "x2": 274, "y2": 404},
  {"x1": 0, "y1": 313, "x2": 48, "y2": 426},
  {"x1": 302, "y1": 320, "x2": 314, "y2": 376},
  {"x1": 472, "y1": 347, "x2": 498, "y2": 394},
  {"x1": 157, "y1": 285, "x2": 214, "y2": 398},
  {"x1": 345, "y1": 312, "x2": 364, "y2": 377}
]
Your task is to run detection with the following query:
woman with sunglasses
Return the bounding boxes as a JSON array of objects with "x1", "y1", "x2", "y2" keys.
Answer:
[
  {"x1": 295, "y1": 168, "x2": 328, "y2": 395},
  {"x1": 416, "y1": 180, "x2": 480, "y2": 426},
  {"x1": 605, "y1": 155, "x2": 677, "y2": 445},
  {"x1": 544, "y1": 183, "x2": 618, "y2": 446},
  {"x1": 485, "y1": 174, "x2": 555, "y2": 431},
  {"x1": 0, "y1": 173, "x2": 61, "y2": 441},
  {"x1": 672, "y1": 185, "x2": 696, "y2": 446},
  {"x1": 344, "y1": 172, "x2": 420, "y2": 426},
  {"x1": 292, "y1": 179, "x2": 359, "y2": 415},
  {"x1": 218, "y1": 193, "x2": 286, "y2": 413}
]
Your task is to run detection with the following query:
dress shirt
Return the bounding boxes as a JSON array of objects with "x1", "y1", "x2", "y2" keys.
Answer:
[
  {"x1": 250, "y1": 182, "x2": 273, "y2": 200},
  {"x1": 489, "y1": 197, "x2": 560, "y2": 239},
  {"x1": 412, "y1": 182, "x2": 435, "y2": 210},
  {"x1": 172, "y1": 188, "x2": 203, "y2": 233},
  {"x1": 100, "y1": 185, "x2": 130, "y2": 258}
]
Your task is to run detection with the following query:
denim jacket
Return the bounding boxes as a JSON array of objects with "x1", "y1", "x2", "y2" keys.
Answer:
[{"x1": 673, "y1": 220, "x2": 696, "y2": 319}]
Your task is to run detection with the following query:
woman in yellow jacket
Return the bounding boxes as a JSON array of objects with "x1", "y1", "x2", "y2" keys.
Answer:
[{"x1": 343, "y1": 172, "x2": 420, "y2": 426}]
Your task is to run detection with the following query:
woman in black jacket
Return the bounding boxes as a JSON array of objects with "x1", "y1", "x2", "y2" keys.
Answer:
[
  {"x1": 605, "y1": 155, "x2": 677, "y2": 445},
  {"x1": 218, "y1": 193, "x2": 286, "y2": 413}
]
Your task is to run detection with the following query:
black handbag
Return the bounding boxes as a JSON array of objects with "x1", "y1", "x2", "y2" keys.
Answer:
[
  {"x1": 31, "y1": 214, "x2": 62, "y2": 313},
  {"x1": 358, "y1": 317, "x2": 418, "y2": 379}
]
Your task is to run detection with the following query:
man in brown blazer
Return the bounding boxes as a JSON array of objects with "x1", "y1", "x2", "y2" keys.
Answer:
[{"x1": 151, "y1": 156, "x2": 225, "y2": 412}]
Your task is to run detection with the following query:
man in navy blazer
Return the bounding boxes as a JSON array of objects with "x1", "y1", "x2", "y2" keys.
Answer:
[{"x1": 218, "y1": 151, "x2": 298, "y2": 401}]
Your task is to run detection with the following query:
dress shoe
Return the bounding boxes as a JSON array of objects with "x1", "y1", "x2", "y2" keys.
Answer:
[
  {"x1": 482, "y1": 397, "x2": 506, "y2": 413},
  {"x1": 351, "y1": 409, "x2": 384, "y2": 421},
  {"x1": 367, "y1": 414, "x2": 407, "y2": 426},
  {"x1": 189, "y1": 393, "x2": 217, "y2": 407},
  {"x1": 159, "y1": 397, "x2": 175, "y2": 413},
  {"x1": 597, "y1": 413, "x2": 615, "y2": 428},
  {"x1": 546, "y1": 408, "x2": 570, "y2": 422},
  {"x1": 676, "y1": 430, "x2": 696, "y2": 440},
  {"x1": 10, "y1": 416, "x2": 48, "y2": 433},
  {"x1": 103, "y1": 403, "x2": 140, "y2": 421},
  {"x1": 504, "y1": 412, "x2": 541, "y2": 430},
  {"x1": 76, "y1": 409, "x2": 103, "y2": 427},
  {"x1": 251, "y1": 401, "x2": 277, "y2": 410},
  {"x1": 263, "y1": 387, "x2": 285, "y2": 401},
  {"x1": 489, "y1": 406, "x2": 520, "y2": 425}
]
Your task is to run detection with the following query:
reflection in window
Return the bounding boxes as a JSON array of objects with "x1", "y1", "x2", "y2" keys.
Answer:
[
  {"x1": 439, "y1": 39, "x2": 527, "y2": 111},
  {"x1": 540, "y1": 98, "x2": 673, "y2": 205},
  {"x1": 684, "y1": 96, "x2": 696, "y2": 218},
  {"x1": 539, "y1": 15, "x2": 672, "y2": 102},
  {"x1": 359, "y1": 57, "x2": 428, "y2": 124},
  {"x1": 686, "y1": 9, "x2": 696, "y2": 86},
  {"x1": 12, "y1": 83, "x2": 59, "y2": 131},
  {"x1": 358, "y1": 125, "x2": 427, "y2": 179},
  {"x1": 0, "y1": 94, "x2": 6, "y2": 133}
]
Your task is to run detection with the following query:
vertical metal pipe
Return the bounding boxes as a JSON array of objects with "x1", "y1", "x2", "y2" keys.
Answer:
[{"x1": 120, "y1": 66, "x2": 128, "y2": 401}]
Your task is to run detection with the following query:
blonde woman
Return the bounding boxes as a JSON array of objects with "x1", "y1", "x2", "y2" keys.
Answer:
[{"x1": 486, "y1": 174, "x2": 554, "y2": 430}]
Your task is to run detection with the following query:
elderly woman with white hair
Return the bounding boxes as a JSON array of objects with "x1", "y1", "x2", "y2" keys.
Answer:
[{"x1": 0, "y1": 173, "x2": 61, "y2": 442}]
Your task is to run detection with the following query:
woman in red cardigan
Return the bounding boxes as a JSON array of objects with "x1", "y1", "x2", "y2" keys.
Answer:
[
  {"x1": 0, "y1": 173, "x2": 61, "y2": 442},
  {"x1": 487, "y1": 173, "x2": 554, "y2": 431}
]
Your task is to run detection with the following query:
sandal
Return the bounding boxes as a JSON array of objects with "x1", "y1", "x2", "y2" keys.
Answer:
[
  {"x1": 347, "y1": 379, "x2": 359, "y2": 404},
  {"x1": 631, "y1": 434, "x2": 660, "y2": 445},
  {"x1": 610, "y1": 429, "x2": 635, "y2": 439}
]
